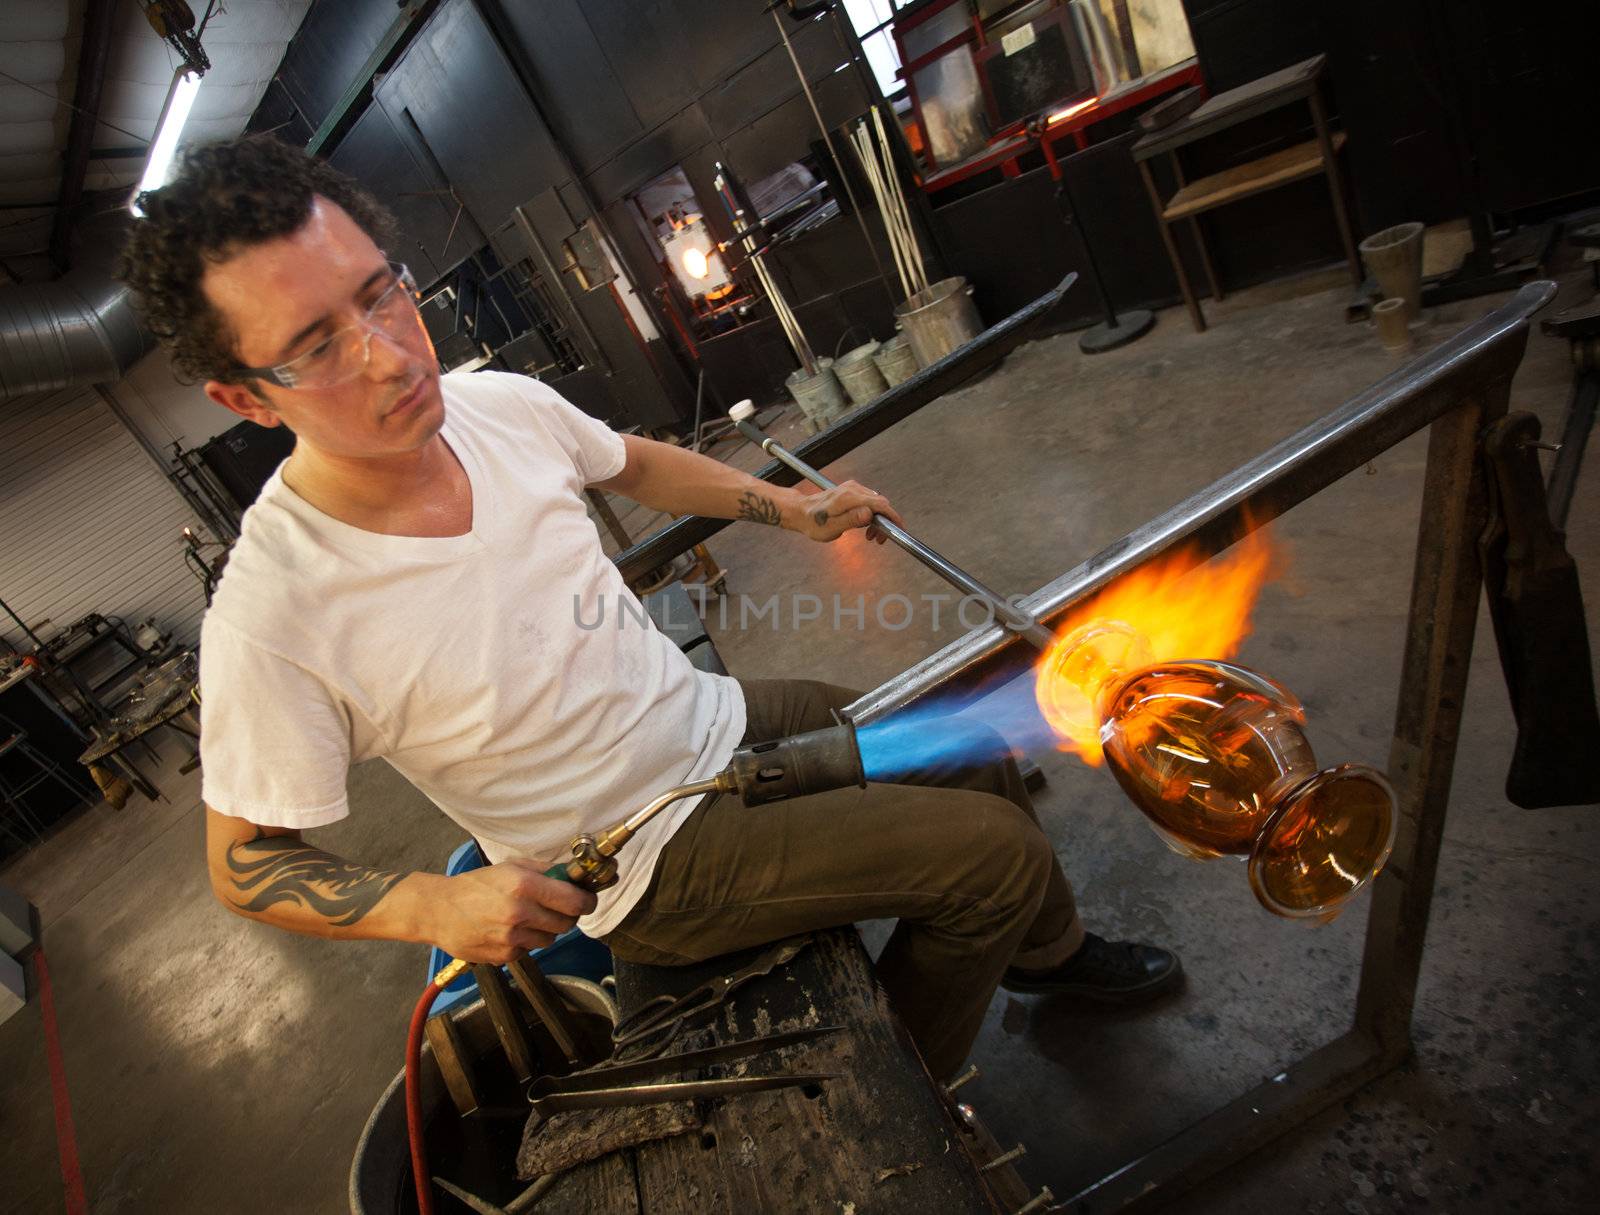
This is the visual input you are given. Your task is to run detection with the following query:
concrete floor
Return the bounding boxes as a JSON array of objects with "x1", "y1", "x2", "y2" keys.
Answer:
[{"x1": 2, "y1": 263, "x2": 1596, "y2": 1213}]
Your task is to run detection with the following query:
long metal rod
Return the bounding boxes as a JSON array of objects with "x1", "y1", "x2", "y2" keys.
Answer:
[
  {"x1": 1547, "y1": 369, "x2": 1595, "y2": 532},
  {"x1": 730, "y1": 413, "x2": 1055, "y2": 648},
  {"x1": 851, "y1": 123, "x2": 911, "y2": 298},
  {"x1": 772, "y1": 7, "x2": 900, "y2": 311},
  {"x1": 873, "y1": 104, "x2": 927, "y2": 292},
  {"x1": 845, "y1": 279, "x2": 1557, "y2": 726}
]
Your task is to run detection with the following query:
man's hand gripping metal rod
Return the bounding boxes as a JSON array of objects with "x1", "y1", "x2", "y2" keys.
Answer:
[
  {"x1": 727, "y1": 400, "x2": 1056, "y2": 650},
  {"x1": 545, "y1": 403, "x2": 1055, "y2": 894}
]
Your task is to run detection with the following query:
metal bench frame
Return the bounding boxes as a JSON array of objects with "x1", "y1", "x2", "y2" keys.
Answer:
[{"x1": 844, "y1": 280, "x2": 1557, "y2": 1209}]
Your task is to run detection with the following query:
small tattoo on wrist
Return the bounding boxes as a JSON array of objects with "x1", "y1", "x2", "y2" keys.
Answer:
[
  {"x1": 736, "y1": 491, "x2": 782, "y2": 526},
  {"x1": 811, "y1": 508, "x2": 830, "y2": 527}
]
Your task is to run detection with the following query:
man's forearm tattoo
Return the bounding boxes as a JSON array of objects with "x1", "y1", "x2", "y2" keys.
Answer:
[
  {"x1": 225, "y1": 830, "x2": 402, "y2": 928},
  {"x1": 736, "y1": 490, "x2": 782, "y2": 526}
]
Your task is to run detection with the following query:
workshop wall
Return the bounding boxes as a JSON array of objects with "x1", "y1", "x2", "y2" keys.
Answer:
[
  {"x1": 478, "y1": 0, "x2": 904, "y2": 410},
  {"x1": 1186, "y1": 0, "x2": 1598, "y2": 234},
  {"x1": 0, "y1": 389, "x2": 208, "y2": 653},
  {"x1": 249, "y1": 0, "x2": 1597, "y2": 414},
  {"x1": 248, "y1": 0, "x2": 910, "y2": 414},
  {"x1": 106, "y1": 353, "x2": 236, "y2": 457}
]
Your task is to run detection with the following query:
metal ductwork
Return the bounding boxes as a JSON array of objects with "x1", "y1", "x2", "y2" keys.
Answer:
[{"x1": 0, "y1": 259, "x2": 153, "y2": 402}]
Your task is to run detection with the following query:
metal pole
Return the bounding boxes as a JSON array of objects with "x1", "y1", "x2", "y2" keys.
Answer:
[
  {"x1": 729, "y1": 405, "x2": 1054, "y2": 648},
  {"x1": 772, "y1": 6, "x2": 900, "y2": 311},
  {"x1": 851, "y1": 122, "x2": 911, "y2": 298},
  {"x1": 0, "y1": 594, "x2": 46, "y2": 650},
  {"x1": 1546, "y1": 361, "x2": 1596, "y2": 533},
  {"x1": 856, "y1": 123, "x2": 912, "y2": 296},
  {"x1": 1353, "y1": 377, "x2": 1509, "y2": 1056}
]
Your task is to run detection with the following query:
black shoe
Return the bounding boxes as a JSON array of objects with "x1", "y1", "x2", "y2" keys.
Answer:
[{"x1": 1001, "y1": 932, "x2": 1182, "y2": 1003}]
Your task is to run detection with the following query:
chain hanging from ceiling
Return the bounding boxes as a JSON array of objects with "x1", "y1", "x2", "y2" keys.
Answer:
[{"x1": 138, "y1": 0, "x2": 214, "y2": 75}]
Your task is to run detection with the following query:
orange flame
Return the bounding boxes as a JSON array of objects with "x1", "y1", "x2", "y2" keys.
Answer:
[{"x1": 1034, "y1": 522, "x2": 1284, "y2": 765}]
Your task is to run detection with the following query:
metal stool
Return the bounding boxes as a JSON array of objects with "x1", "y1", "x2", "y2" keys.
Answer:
[{"x1": 0, "y1": 716, "x2": 91, "y2": 847}]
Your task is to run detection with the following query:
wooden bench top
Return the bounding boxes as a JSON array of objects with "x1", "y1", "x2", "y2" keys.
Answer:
[
  {"x1": 1133, "y1": 53, "x2": 1327, "y2": 160},
  {"x1": 1161, "y1": 132, "x2": 1347, "y2": 221},
  {"x1": 535, "y1": 929, "x2": 1004, "y2": 1212}
]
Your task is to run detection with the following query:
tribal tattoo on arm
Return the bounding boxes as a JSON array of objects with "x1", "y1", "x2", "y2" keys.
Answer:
[
  {"x1": 224, "y1": 830, "x2": 403, "y2": 929},
  {"x1": 736, "y1": 490, "x2": 783, "y2": 526}
]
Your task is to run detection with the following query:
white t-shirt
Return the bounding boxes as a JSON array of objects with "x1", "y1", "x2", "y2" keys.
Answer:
[{"x1": 199, "y1": 370, "x2": 746, "y2": 937}]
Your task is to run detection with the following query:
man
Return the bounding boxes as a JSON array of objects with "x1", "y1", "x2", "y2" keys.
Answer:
[{"x1": 121, "y1": 137, "x2": 1178, "y2": 1080}]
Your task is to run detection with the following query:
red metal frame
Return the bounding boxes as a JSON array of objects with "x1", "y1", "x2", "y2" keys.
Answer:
[
  {"x1": 920, "y1": 58, "x2": 1204, "y2": 192},
  {"x1": 971, "y1": 7, "x2": 1095, "y2": 137},
  {"x1": 894, "y1": 0, "x2": 988, "y2": 173}
]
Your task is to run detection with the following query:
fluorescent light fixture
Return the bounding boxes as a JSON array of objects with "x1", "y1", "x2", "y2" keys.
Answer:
[{"x1": 129, "y1": 68, "x2": 203, "y2": 215}]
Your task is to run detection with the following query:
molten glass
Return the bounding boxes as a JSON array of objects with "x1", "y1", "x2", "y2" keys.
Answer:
[
  {"x1": 1034, "y1": 525, "x2": 1280, "y2": 766},
  {"x1": 1040, "y1": 621, "x2": 1396, "y2": 920}
]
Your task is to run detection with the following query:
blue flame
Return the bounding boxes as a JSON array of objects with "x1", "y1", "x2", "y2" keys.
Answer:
[{"x1": 856, "y1": 673, "x2": 1060, "y2": 780}]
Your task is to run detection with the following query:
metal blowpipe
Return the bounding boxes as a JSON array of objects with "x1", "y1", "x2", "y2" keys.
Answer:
[{"x1": 728, "y1": 401, "x2": 1055, "y2": 649}]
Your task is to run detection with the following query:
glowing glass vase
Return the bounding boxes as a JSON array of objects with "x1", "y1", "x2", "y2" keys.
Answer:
[{"x1": 1039, "y1": 622, "x2": 1397, "y2": 920}]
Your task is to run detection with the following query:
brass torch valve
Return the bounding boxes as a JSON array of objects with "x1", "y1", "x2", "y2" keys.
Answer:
[
  {"x1": 546, "y1": 722, "x2": 865, "y2": 894},
  {"x1": 553, "y1": 832, "x2": 621, "y2": 892}
]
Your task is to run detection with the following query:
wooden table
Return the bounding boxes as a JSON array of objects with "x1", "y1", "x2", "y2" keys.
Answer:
[
  {"x1": 1131, "y1": 54, "x2": 1361, "y2": 332},
  {"x1": 537, "y1": 929, "x2": 1017, "y2": 1213}
]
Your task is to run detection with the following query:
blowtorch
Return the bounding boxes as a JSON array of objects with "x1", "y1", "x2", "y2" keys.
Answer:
[{"x1": 544, "y1": 722, "x2": 866, "y2": 891}]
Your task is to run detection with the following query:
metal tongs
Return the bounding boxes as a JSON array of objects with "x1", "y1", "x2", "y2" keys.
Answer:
[
  {"x1": 610, "y1": 936, "x2": 813, "y2": 1050},
  {"x1": 501, "y1": 1023, "x2": 842, "y2": 1134}
]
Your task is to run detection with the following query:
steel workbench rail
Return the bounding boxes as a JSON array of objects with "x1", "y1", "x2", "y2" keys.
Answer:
[{"x1": 842, "y1": 279, "x2": 1559, "y2": 1211}]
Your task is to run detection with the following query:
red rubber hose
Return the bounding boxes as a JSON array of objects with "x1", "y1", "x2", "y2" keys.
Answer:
[
  {"x1": 406, "y1": 958, "x2": 466, "y2": 1215},
  {"x1": 405, "y1": 979, "x2": 444, "y2": 1215}
]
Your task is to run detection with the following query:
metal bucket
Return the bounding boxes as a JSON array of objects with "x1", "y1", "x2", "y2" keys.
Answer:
[
  {"x1": 350, "y1": 981, "x2": 617, "y2": 1213},
  {"x1": 893, "y1": 276, "x2": 981, "y2": 367},
  {"x1": 785, "y1": 358, "x2": 847, "y2": 430},
  {"x1": 872, "y1": 333, "x2": 919, "y2": 387},
  {"x1": 834, "y1": 340, "x2": 888, "y2": 407}
]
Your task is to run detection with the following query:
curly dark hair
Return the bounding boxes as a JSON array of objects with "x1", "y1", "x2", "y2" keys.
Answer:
[{"x1": 119, "y1": 134, "x2": 401, "y2": 384}]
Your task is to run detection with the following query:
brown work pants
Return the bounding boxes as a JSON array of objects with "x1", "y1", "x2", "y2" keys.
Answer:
[{"x1": 605, "y1": 678, "x2": 1084, "y2": 1079}]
